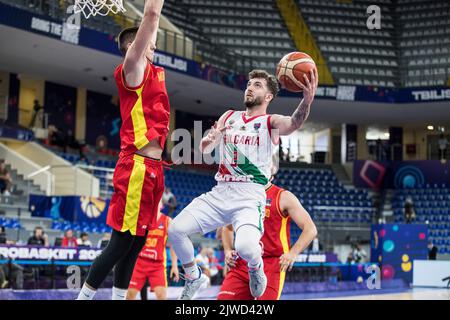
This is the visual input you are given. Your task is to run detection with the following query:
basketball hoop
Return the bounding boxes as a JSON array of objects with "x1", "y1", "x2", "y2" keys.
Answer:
[{"x1": 74, "y1": 0, "x2": 126, "y2": 19}]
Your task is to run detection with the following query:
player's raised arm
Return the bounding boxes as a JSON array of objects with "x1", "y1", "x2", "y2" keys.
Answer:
[
  {"x1": 199, "y1": 110, "x2": 233, "y2": 154},
  {"x1": 278, "y1": 191, "x2": 317, "y2": 272},
  {"x1": 270, "y1": 69, "x2": 318, "y2": 136},
  {"x1": 123, "y1": 0, "x2": 165, "y2": 87}
]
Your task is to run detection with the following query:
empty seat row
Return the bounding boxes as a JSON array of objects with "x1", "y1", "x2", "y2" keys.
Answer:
[
  {"x1": 322, "y1": 45, "x2": 396, "y2": 57},
  {"x1": 338, "y1": 78, "x2": 396, "y2": 88},
  {"x1": 318, "y1": 35, "x2": 394, "y2": 47},
  {"x1": 310, "y1": 25, "x2": 391, "y2": 38},
  {"x1": 328, "y1": 55, "x2": 397, "y2": 67},
  {"x1": 331, "y1": 66, "x2": 395, "y2": 77}
]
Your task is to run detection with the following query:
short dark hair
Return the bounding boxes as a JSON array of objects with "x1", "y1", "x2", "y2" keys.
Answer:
[
  {"x1": 117, "y1": 27, "x2": 139, "y2": 56},
  {"x1": 248, "y1": 69, "x2": 279, "y2": 98}
]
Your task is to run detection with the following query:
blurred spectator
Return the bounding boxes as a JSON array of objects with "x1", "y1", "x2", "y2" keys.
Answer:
[
  {"x1": 54, "y1": 237, "x2": 63, "y2": 246},
  {"x1": 0, "y1": 266, "x2": 6, "y2": 288},
  {"x1": 346, "y1": 251, "x2": 355, "y2": 264},
  {"x1": 65, "y1": 130, "x2": 86, "y2": 158},
  {"x1": 77, "y1": 232, "x2": 92, "y2": 248},
  {"x1": 61, "y1": 230, "x2": 78, "y2": 247},
  {"x1": 195, "y1": 247, "x2": 211, "y2": 277},
  {"x1": 0, "y1": 226, "x2": 6, "y2": 244},
  {"x1": 438, "y1": 133, "x2": 448, "y2": 161},
  {"x1": 352, "y1": 243, "x2": 367, "y2": 263},
  {"x1": 310, "y1": 235, "x2": 322, "y2": 253},
  {"x1": 0, "y1": 253, "x2": 24, "y2": 289},
  {"x1": 29, "y1": 99, "x2": 44, "y2": 128},
  {"x1": 48, "y1": 125, "x2": 66, "y2": 150},
  {"x1": 404, "y1": 196, "x2": 416, "y2": 224},
  {"x1": 76, "y1": 156, "x2": 90, "y2": 166},
  {"x1": 97, "y1": 233, "x2": 111, "y2": 249},
  {"x1": 27, "y1": 226, "x2": 49, "y2": 246},
  {"x1": 162, "y1": 187, "x2": 177, "y2": 216},
  {"x1": 308, "y1": 235, "x2": 323, "y2": 253},
  {"x1": 0, "y1": 160, "x2": 13, "y2": 195},
  {"x1": 207, "y1": 248, "x2": 222, "y2": 285},
  {"x1": 95, "y1": 137, "x2": 108, "y2": 154},
  {"x1": 195, "y1": 247, "x2": 210, "y2": 274},
  {"x1": 194, "y1": 247, "x2": 211, "y2": 288},
  {"x1": 428, "y1": 241, "x2": 438, "y2": 260}
]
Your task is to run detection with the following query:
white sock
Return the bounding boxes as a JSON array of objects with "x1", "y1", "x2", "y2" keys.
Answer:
[
  {"x1": 112, "y1": 287, "x2": 128, "y2": 300},
  {"x1": 248, "y1": 257, "x2": 263, "y2": 271},
  {"x1": 184, "y1": 264, "x2": 200, "y2": 280},
  {"x1": 76, "y1": 284, "x2": 96, "y2": 300}
]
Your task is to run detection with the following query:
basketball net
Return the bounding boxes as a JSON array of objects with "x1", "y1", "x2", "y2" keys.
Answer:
[{"x1": 74, "y1": 0, "x2": 126, "y2": 19}]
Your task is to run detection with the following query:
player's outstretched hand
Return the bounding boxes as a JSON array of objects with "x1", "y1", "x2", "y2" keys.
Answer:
[
  {"x1": 170, "y1": 266, "x2": 180, "y2": 282},
  {"x1": 297, "y1": 69, "x2": 318, "y2": 106},
  {"x1": 205, "y1": 122, "x2": 229, "y2": 143},
  {"x1": 225, "y1": 250, "x2": 237, "y2": 269},
  {"x1": 279, "y1": 252, "x2": 296, "y2": 272}
]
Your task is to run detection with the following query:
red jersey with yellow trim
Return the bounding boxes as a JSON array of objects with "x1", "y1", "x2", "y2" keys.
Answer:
[
  {"x1": 262, "y1": 184, "x2": 291, "y2": 258},
  {"x1": 138, "y1": 213, "x2": 170, "y2": 263},
  {"x1": 114, "y1": 61, "x2": 170, "y2": 155}
]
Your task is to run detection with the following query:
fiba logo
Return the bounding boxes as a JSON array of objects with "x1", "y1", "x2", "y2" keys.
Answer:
[{"x1": 80, "y1": 197, "x2": 106, "y2": 219}]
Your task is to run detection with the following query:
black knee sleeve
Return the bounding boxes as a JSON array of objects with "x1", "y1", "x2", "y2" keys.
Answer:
[{"x1": 85, "y1": 230, "x2": 134, "y2": 289}]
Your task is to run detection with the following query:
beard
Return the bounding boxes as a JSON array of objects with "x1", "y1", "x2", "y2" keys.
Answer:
[{"x1": 244, "y1": 95, "x2": 263, "y2": 108}]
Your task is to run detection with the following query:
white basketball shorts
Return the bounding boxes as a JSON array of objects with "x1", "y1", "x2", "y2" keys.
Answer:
[{"x1": 179, "y1": 182, "x2": 266, "y2": 235}]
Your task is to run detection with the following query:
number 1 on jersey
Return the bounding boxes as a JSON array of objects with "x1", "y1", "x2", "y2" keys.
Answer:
[{"x1": 231, "y1": 149, "x2": 238, "y2": 167}]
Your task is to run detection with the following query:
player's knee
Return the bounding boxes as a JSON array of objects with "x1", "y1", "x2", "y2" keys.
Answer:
[
  {"x1": 154, "y1": 287, "x2": 167, "y2": 300},
  {"x1": 126, "y1": 289, "x2": 138, "y2": 300},
  {"x1": 167, "y1": 220, "x2": 185, "y2": 243},
  {"x1": 234, "y1": 225, "x2": 261, "y2": 261},
  {"x1": 235, "y1": 239, "x2": 260, "y2": 262}
]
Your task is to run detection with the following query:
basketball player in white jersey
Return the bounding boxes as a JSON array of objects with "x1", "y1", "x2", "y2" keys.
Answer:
[{"x1": 168, "y1": 69, "x2": 318, "y2": 300}]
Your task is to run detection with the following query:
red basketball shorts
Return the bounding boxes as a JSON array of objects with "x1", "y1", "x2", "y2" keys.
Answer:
[
  {"x1": 106, "y1": 154, "x2": 164, "y2": 236},
  {"x1": 129, "y1": 257, "x2": 167, "y2": 291},
  {"x1": 217, "y1": 257, "x2": 286, "y2": 300}
]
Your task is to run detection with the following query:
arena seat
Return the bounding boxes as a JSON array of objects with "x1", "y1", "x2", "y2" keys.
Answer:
[
  {"x1": 273, "y1": 167, "x2": 374, "y2": 242},
  {"x1": 392, "y1": 186, "x2": 450, "y2": 254},
  {"x1": 160, "y1": 0, "x2": 296, "y2": 73}
]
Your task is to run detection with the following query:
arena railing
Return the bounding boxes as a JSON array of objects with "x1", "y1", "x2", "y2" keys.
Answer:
[{"x1": 26, "y1": 164, "x2": 112, "y2": 199}]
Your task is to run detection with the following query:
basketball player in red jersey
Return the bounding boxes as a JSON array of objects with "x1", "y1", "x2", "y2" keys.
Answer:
[
  {"x1": 218, "y1": 181, "x2": 317, "y2": 300},
  {"x1": 127, "y1": 201, "x2": 179, "y2": 300},
  {"x1": 77, "y1": 0, "x2": 170, "y2": 300}
]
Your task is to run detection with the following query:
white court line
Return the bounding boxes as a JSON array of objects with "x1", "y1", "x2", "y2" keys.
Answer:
[{"x1": 316, "y1": 288, "x2": 450, "y2": 300}]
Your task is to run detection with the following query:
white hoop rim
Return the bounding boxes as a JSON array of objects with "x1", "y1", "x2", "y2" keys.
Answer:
[{"x1": 74, "y1": 0, "x2": 126, "y2": 19}]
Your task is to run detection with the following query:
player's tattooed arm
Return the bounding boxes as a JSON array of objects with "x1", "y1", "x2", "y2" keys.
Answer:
[
  {"x1": 271, "y1": 69, "x2": 318, "y2": 136},
  {"x1": 291, "y1": 99, "x2": 311, "y2": 129}
]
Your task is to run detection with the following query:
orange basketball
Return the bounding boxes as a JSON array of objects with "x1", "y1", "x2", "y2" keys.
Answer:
[{"x1": 276, "y1": 52, "x2": 317, "y2": 92}]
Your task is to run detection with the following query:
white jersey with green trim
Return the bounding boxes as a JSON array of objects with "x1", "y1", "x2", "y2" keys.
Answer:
[{"x1": 215, "y1": 111, "x2": 274, "y2": 186}]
